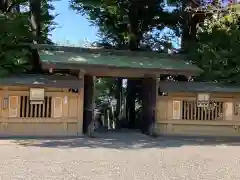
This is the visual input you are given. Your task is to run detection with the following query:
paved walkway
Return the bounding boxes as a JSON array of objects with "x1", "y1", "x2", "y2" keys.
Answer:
[{"x1": 0, "y1": 131, "x2": 240, "y2": 180}]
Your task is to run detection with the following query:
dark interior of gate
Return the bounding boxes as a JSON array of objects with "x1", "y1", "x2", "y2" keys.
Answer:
[{"x1": 34, "y1": 44, "x2": 202, "y2": 135}]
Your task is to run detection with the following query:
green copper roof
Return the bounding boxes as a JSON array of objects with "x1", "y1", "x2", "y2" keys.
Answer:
[
  {"x1": 33, "y1": 44, "x2": 202, "y2": 73},
  {"x1": 0, "y1": 74, "x2": 83, "y2": 88},
  {"x1": 160, "y1": 81, "x2": 240, "y2": 93}
]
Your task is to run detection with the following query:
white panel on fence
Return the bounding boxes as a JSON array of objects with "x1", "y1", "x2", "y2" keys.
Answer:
[
  {"x1": 225, "y1": 102, "x2": 233, "y2": 120},
  {"x1": 9, "y1": 96, "x2": 18, "y2": 117},
  {"x1": 54, "y1": 97, "x2": 63, "y2": 118},
  {"x1": 172, "y1": 100, "x2": 181, "y2": 120}
]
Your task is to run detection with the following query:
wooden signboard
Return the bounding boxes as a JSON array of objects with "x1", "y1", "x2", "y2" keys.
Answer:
[
  {"x1": 197, "y1": 93, "x2": 210, "y2": 101},
  {"x1": 197, "y1": 93, "x2": 210, "y2": 108},
  {"x1": 30, "y1": 88, "x2": 45, "y2": 104}
]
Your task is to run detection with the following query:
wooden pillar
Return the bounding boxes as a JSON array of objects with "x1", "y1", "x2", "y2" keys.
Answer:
[
  {"x1": 141, "y1": 76, "x2": 157, "y2": 135},
  {"x1": 83, "y1": 74, "x2": 94, "y2": 134},
  {"x1": 126, "y1": 79, "x2": 136, "y2": 129},
  {"x1": 115, "y1": 78, "x2": 122, "y2": 129}
]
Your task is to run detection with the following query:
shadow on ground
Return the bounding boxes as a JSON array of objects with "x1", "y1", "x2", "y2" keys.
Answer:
[{"x1": 10, "y1": 129, "x2": 240, "y2": 149}]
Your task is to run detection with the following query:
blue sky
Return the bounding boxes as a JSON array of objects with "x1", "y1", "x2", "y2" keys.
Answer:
[{"x1": 50, "y1": 0, "x2": 98, "y2": 45}]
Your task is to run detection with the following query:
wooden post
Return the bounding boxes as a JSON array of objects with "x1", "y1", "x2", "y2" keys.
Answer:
[
  {"x1": 141, "y1": 75, "x2": 157, "y2": 136},
  {"x1": 126, "y1": 78, "x2": 136, "y2": 129},
  {"x1": 83, "y1": 74, "x2": 95, "y2": 136},
  {"x1": 77, "y1": 71, "x2": 84, "y2": 136},
  {"x1": 115, "y1": 78, "x2": 122, "y2": 129}
]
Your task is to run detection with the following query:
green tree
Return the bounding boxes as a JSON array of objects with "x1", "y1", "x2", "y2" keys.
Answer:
[
  {"x1": 190, "y1": 10, "x2": 240, "y2": 83},
  {"x1": 0, "y1": 0, "x2": 32, "y2": 75},
  {"x1": 95, "y1": 78, "x2": 119, "y2": 106},
  {"x1": 0, "y1": 0, "x2": 56, "y2": 75}
]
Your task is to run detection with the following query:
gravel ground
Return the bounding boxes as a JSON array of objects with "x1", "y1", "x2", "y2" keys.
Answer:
[{"x1": 0, "y1": 131, "x2": 240, "y2": 180}]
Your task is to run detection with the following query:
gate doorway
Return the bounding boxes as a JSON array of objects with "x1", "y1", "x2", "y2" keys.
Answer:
[{"x1": 84, "y1": 77, "x2": 145, "y2": 133}]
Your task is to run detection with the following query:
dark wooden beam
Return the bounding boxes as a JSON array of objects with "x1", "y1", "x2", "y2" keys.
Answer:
[
  {"x1": 83, "y1": 75, "x2": 94, "y2": 136},
  {"x1": 141, "y1": 75, "x2": 157, "y2": 135}
]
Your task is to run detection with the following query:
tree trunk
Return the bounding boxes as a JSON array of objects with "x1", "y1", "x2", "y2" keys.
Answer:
[
  {"x1": 181, "y1": 0, "x2": 191, "y2": 52},
  {"x1": 0, "y1": 0, "x2": 8, "y2": 12},
  {"x1": 181, "y1": 0, "x2": 200, "y2": 53},
  {"x1": 29, "y1": 0, "x2": 42, "y2": 72},
  {"x1": 30, "y1": 0, "x2": 41, "y2": 43}
]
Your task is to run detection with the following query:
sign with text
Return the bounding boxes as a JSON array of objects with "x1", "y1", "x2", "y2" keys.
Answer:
[
  {"x1": 197, "y1": 93, "x2": 210, "y2": 102},
  {"x1": 197, "y1": 93, "x2": 210, "y2": 108},
  {"x1": 30, "y1": 88, "x2": 45, "y2": 101}
]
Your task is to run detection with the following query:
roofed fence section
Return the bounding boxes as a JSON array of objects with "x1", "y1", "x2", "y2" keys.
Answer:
[
  {"x1": 0, "y1": 73, "x2": 84, "y2": 137},
  {"x1": 155, "y1": 81, "x2": 240, "y2": 136},
  {"x1": 159, "y1": 81, "x2": 240, "y2": 93},
  {"x1": 0, "y1": 74, "x2": 83, "y2": 89}
]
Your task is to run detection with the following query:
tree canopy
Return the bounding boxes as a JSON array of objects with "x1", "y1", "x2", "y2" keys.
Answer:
[
  {"x1": 0, "y1": 0, "x2": 56, "y2": 75},
  {"x1": 190, "y1": 10, "x2": 240, "y2": 83}
]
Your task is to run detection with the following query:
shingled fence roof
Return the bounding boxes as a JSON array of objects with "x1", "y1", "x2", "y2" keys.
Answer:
[
  {"x1": 0, "y1": 74, "x2": 83, "y2": 89},
  {"x1": 159, "y1": 81, "x2": 240, "y2": 93}
]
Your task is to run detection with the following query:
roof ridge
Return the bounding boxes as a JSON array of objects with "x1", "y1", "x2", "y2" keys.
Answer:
[{"x1": 32, "y1": 43, "x2": 185, "y2": 60}]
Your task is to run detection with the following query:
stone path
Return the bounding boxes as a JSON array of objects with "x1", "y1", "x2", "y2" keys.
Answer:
[{"x1": 0, "y1": 131, "x2": 240, "y2": 180}]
